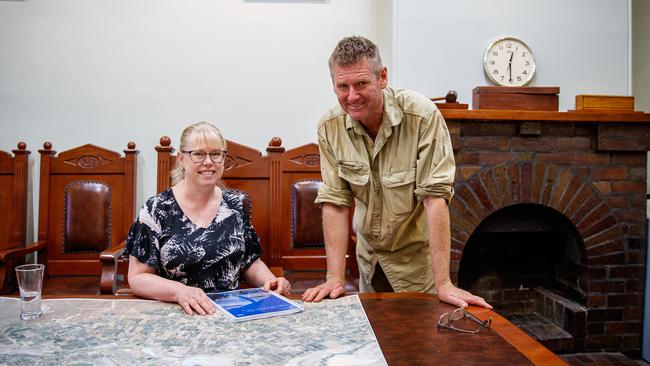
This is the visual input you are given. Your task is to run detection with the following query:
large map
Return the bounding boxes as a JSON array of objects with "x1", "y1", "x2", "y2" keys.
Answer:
[{"x1": 0, "y1": 295, "x2": 386, "y2": 365}]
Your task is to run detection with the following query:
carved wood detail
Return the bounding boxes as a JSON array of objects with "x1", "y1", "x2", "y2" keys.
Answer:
[
  {"x1": 290, "y1": 153, "x2": 320, "y2": 166},
  {"x1": 224, "y1": 155, "x2": 253, "y2": 171},
  {"x1": 64, "y1": 155, "x2": 112, "y2": 169}
]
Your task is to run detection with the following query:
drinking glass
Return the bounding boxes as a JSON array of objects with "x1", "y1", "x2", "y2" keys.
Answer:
[{"x1": 15, "y1": 264, "x2": 45, "y2": 320}]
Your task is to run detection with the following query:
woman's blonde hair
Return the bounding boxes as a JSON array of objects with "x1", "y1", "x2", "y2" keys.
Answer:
[{"x1": 170, "y1": 121, "x2": 228, "y2": 186}]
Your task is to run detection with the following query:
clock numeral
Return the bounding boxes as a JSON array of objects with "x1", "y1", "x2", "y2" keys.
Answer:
[
  {"x1": 522, "y1": 52, "x2": 527, "y2": 57},
  {"x1": 523, "y1": 70, "x2": 527, "y2": 75},
  {"x1": 493, "y1": 51, "x2": 498, "y2": 56},
  {"x1": 506, "y1": 43, "x2": 512, "y2": 48},
  {"x1": 493, "y1": 69, "x2": 499, "y2": 75},
  {"x1": 498, "y1": 45, "x2": 503, "y2": 50},
  {"x1": 525, "y1": 61, "x2": 530, "y2": 66},
  {"x1": 490, "y1": 60, "x2": 495, "y2": 65},
  {"x1": 517, "y1": 76, "x2": 522, "y2": 81},
  {"x1": 500, "y1": 76, "x2": 505, "y2": 80}
]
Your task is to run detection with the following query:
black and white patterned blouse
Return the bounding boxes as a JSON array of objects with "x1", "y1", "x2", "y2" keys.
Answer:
[{"x1": 123, "y1": 188, "x2": 262, "y2": 292}]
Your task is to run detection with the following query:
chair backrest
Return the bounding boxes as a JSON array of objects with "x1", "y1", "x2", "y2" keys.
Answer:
[
  {"x1": 267, "y1": 138, "x2": 357, "y2": 274},
  {"x1": 38, "y1": 142, "x2": 137, "y2": 276},
  {"x1": 267, "y1": 142, "x2": 326, "y2": 269},
  {"x1": 0, "y1": 142, "x2": 30, "y2": 250},
  {"x1": 155, "y1": 136, "x2": 271, "y2": 264}
]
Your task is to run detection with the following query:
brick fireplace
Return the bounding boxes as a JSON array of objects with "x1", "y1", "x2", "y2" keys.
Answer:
[{"x1": 442, "y1": 109, "x2": 650, "y2": 354}]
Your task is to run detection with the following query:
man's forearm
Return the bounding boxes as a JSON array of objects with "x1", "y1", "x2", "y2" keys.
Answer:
[
  {"x1": 321, "y1": 203, "x2": 351, "y2": 282},
  {"x1": 422, "y1": 196, "x2": 453, "y2": 289}
]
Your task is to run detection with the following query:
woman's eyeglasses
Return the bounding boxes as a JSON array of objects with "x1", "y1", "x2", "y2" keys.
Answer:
[
  {"x1": 182, "y1": 150, "x2": 227, "y2": 164},
  {"x1": 437, "y1": 308, "x2": 492, "y2": 334}
]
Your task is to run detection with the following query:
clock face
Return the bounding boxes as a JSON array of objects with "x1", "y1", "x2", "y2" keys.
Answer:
[{"x1": 484, "y1": 37, "x2": 536, "y2": 86}]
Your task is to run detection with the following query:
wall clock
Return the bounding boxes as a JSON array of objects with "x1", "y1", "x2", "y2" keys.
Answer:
[{"x1": 483, "y1": 37, "x2": 536, "y2": 86}]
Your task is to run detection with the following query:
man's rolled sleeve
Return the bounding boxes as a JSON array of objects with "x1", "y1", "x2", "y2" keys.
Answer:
[
  {"x1": 414, "y1": 109, "x2": 455, "y2": 203},
  {"x1": 315, "y1": 124, "x2": 354, "y2": 208},
  {"x1": 316, "y1": 184, "x2": 354, "y2": 207}
]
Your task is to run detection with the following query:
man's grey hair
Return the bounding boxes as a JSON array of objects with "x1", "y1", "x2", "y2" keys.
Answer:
[{"x1": 328, "y1": 36, "x2": 383, "y2": 76}]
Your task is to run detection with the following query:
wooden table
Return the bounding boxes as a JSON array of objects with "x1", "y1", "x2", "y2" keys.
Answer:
[
  {"x1": 358, "y1": 292, "x2": 567, "y2": 366},
  {"x1": 6, "y1": 292, "x2": 566, "y2": 365}
]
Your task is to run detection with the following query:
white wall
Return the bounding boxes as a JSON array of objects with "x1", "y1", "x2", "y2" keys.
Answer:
[
  {"x1": 0, "y1": 0, "x2": 637, "y2": 243},
  {"x1": 392, "y1": 0, "x2": 630, "y2": 111},
  {"x1": 0, "y1": 0, "x2": 376, "y2": 242}
]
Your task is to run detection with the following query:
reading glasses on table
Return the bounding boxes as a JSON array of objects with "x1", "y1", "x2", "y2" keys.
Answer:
[{"x1": 437, "y1": 307, "x2": 492, "y2": 334}]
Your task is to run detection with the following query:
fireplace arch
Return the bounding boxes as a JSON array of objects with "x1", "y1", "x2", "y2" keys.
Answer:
[
  {"x1": 449, "y1": 161, "x2": 624, "y2": 295},
  {"x1": 458, "y1": 203, "x2": 587, "y2": 303}
]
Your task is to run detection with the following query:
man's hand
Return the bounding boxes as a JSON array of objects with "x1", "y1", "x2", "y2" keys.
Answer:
[
  {"x1": 302, "y1": 278, "x2": 346, "y2": 302},
  {"x1": 176, "y1": 285, "x2": 217, "y2": 315},
  {"x1": 263, "y1": 277, "x2": 291, "y2": 296},
  {"x1": 437, "y1": 281, "x2": 492, "y2": 309}
]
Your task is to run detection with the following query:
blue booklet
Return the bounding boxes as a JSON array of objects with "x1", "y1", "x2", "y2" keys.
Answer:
[{"x1": 207, "y1": 288, "x2": 303, "y2": 322}]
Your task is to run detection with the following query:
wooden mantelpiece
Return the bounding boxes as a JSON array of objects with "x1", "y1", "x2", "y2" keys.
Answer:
[{"x1": 441, "y1": 109, "x2": 650, "y2": 123}]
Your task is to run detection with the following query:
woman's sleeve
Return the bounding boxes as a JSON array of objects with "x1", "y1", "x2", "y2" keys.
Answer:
[
  {"x1": 240, "y1": 192, "x2": 262, "y2": 270},
  {"x1": 122, "y1": 205, "x2": 163, "y2": 273}
]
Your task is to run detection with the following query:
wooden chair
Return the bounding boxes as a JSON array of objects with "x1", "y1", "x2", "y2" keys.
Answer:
[
  {"x1": 4, "y1": 142, "x2": 138, "y2": 295},
  {"x1": 0, "y1": 143, "x2": 30, "y2": 294},
  {"x1": 267, "y1": 139, "x2": 358, "y2": 276}
]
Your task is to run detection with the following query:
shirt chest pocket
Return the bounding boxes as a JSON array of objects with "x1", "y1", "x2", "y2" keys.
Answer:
[
  {"x1": 382, "y1": 168, "x2": 416, "y2": 216},
  {"x1": 337, "y1": 160, "x2": 370, "y2": 204}
]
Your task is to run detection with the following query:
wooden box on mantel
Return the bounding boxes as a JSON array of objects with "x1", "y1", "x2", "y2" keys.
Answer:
[
  {"x1": 574, "y1": 95, "x2": 635, "y2": 111},
  {"x1": 472, "y1": 86, "x2": 559, "y2": 111}
]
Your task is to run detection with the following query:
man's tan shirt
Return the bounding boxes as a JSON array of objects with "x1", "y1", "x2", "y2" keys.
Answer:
[{"x1": 316, "y1": 87, "x2": 455, "y2": 292}]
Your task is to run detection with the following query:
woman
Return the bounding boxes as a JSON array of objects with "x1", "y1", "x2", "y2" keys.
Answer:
[{"x1": 125, "y1": 121, "x2": 291, "y2": 315}]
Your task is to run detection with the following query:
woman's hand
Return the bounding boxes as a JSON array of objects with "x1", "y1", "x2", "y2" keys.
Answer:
[
  {"x1": 175, "y1": 285, "x2": 217, "y2": 315},
  {"x1": 262, "y1": 277, "x2": 291, "y2": 296}
]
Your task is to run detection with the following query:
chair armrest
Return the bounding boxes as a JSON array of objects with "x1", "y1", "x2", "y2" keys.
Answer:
[
  {"x1": 0, "y1": 241, "x2": 47, "y2": 294},
  {"x1": 100, "y1": 241, "x2": 126, "y2": 262},
  {"x1": 99, "y1": 240, "x2": 128, "y2": 295},
  {"x1": 0, "y1": 241, "x2": 47, "y2": 262}
]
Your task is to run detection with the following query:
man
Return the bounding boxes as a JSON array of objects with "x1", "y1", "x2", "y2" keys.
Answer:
[{"x1": 302, "y1": 36, "x2": 491, "y2": 309}]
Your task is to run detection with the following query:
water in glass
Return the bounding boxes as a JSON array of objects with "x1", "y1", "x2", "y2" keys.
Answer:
[{"x1": 19, "y1": 290, "x2": 42, "y2": 320}]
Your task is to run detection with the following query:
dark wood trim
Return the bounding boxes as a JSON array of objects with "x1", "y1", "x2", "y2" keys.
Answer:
[{"x1": 441, "y1": 109, "x2": 650, "y2": 122}]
